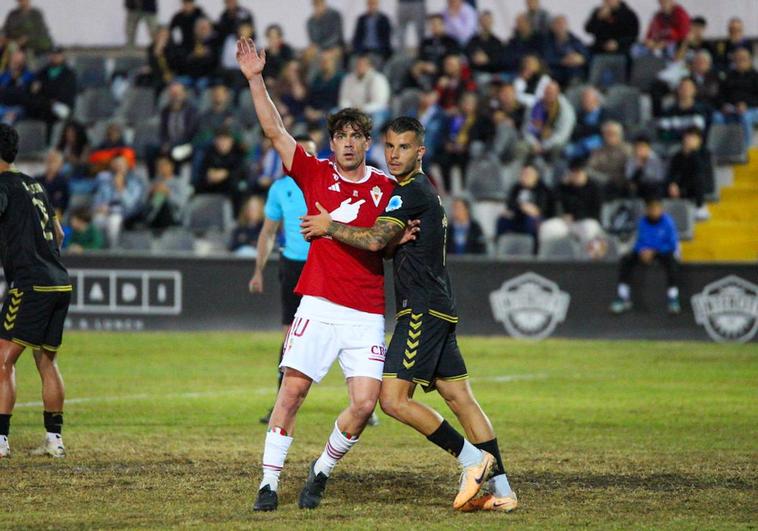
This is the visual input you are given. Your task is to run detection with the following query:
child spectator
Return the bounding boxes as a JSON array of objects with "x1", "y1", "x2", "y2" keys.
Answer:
[
  {"x1": 65, "y1": 207, "x2": 105, "y2": 253},
  {"x1": 195, "y1": 126, "x2": 247, "y2": 213},
  {"x1": 497, "y1": 164, "x2": 555, "y2": 253},
  {"x1": 667, "y1": 127, "x2": 711, "y2": 220},
  {"x1": 625, "y1": 134, "x2": 666, "y2": 200},
  {"x1": 611, "y1": 196, "x2": 681, "y2": 314},
  {"x1": 145, "y1": 156, "x2": 192, "y2": 230}
]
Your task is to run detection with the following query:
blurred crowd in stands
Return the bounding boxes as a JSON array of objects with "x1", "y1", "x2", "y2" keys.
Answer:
[{"x1": 0, "y1": 0, "x2": 756, "y2": 258}]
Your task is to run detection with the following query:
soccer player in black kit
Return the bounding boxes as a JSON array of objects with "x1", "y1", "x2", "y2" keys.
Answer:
[
  {"x1": 0, "y1": 124, "x2": 70, "y2": 459},
  {"x1": 301, "y1": 117, "x2": 517, "y2": 513}
]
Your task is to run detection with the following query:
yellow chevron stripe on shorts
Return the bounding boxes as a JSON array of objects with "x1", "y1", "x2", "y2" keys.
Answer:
[{"x1": 32, "y1": 285, "x2": 73, "y2": 292}]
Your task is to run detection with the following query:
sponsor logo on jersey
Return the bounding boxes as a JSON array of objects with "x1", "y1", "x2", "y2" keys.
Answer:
[
  {"x1": 330, "y1": 198, "x2": 366, "y2": 223},
  {"x1": 489, "y1": 272, "x2": 569, "y2": 340},
  {"x1": 692, "y1": 275, "x2": 758, "y2": 343},
  {"x1": 370, "y1": 185, "x2": 383, "y2": 207},
  {"x1": 328, "y1": 182, "x2": 341, "y2": 192},
  {"x1": 386, "y1": 195, "x2": 402, "y2": 212}
]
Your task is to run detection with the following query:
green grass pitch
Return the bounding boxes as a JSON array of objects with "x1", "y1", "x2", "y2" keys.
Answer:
[{"x1": 1, "y1": 332, "x2": 756, "y2": 529}]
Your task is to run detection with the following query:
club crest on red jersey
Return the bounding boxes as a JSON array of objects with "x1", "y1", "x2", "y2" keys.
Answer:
[{"x1": 370, "y1": 185, "x2": 383, "y2": 207}]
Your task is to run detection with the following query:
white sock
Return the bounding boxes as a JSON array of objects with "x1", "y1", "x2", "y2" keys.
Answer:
[
  {"x1": 259, "y1": 428, "x2": 293, "y2": 492},
  {"x1": 667, "y1": 286, "x2": 679, "y2": 299},
  {"x1": 618, "y1": 283, "x2": 630, "y2": 300},
  {"x1": 46, "y1": 432, "x2": 62, "y2": 442},
  {"x1": 0, "y1": 435, "x2": 7, "y2": 444},
  {"x1": 457, "y1": 439, "x2": 483, "y2": 468},
  {"x1": 314, "y1": 421, "x2": 359, "y2": 477},
  {"x1": 490, "y1": 474, "x2": 514, "y2": 497}
]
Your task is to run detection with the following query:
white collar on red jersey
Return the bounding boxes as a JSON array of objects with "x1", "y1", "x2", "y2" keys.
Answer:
[{"x1": 329, "y1": 161, "x2": 384, "y2": 185}]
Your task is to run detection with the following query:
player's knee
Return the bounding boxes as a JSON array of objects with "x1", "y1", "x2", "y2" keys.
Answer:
[
  {"x1": 351, "y1": 396, "x2": 378, "y2": 420},
  {"x1": 379, "y1": 393, "x2": 406, "y2": 420}
]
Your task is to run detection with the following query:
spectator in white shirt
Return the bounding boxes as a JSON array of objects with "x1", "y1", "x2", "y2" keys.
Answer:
[
  {"x1": 443, "y1": 0, "x2": 478, "y2": 47},
  {"x1": 338, "y1": 54, "x2": 391, "y2": 135}
]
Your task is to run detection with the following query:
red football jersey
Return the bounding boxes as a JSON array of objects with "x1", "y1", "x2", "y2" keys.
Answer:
[{"x1": 287, "y1": 145, "x2": 395, "y2": 314}]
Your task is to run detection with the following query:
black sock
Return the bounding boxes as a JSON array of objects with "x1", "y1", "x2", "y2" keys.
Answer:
[
  {"x1": 426, "y1": 420, "x2": 465, "y2": 457},
  {"x1": 43, "y1": 411, "x2": 63, "y2": 434},
  {"x1": 475, "y1": 438, "x2": 506, "y2": 476},
  {"x1": 0, "y1": 414, "x2": 10, "y2": 437}
]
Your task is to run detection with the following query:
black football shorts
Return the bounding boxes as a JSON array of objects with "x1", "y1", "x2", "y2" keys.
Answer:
[
  {"x1": 279, "y1": 257, "x2": 305, "y2": 325},
  {"x1": 0, "y1": 286, "x2": 71, "y2": 351},
  {"x1": 384, "y1": 311, "x2": 468, "y2": 392}
]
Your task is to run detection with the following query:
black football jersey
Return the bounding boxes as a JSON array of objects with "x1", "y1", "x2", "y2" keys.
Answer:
[
  {"x1": 0, "y1": 170, "x2": 69, "y2": 288},
  {"x1": 377, "y1": 173, "x2": 457, "y2": 321}
]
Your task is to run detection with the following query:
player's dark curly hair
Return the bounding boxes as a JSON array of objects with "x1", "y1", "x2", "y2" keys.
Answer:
[
  {"x1": 387, "y1": 116, "x2": 425, "y2": 145},
  {"x1": 327, "y1": 108, "x2": 373, "y2": 140},
  {"x1": 0, "y1": 123, "x2": 19, "y2": 164}
]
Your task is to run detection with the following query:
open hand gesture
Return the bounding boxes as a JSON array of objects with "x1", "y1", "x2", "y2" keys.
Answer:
[{"x1": 236, "y1": 38, "x2": 266, "y2": 80}]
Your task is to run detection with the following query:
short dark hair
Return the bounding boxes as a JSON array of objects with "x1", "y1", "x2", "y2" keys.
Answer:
[
  {"x1": 0, "y1": 123, "x2": 19, "y2": 164},
  {"x1": 71, "y1": 206, "x2": 93, "y2": 224},
  {"x1": 386, "y1": 116, "x2": 425, "y2": 144},
  {"x1": 692, "y1": 16, "x2": 707, "y2": 26},
  {"x1": 327, "y1": 108, "x2": 373, "y2": 139},
  {"x1": 683, "y1": 126, "x2": 703, "y2": 139},
  {"x1": 633, "y1": 133, "x2": 652, "y2": 145}
]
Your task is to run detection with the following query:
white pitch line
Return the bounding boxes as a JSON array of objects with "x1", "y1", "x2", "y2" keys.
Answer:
[{"x1": 14, "y1": 373, "x2": 547, "y2": 408}]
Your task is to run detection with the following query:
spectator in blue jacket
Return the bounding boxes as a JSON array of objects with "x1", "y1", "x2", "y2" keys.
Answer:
[{"x1": 611, "y1": 197, "x2": 681, "y2": 315}]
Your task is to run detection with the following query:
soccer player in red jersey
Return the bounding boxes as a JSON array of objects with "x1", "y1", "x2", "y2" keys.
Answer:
[{"x1": 236, "y1": 38, "x2": 401, "y2": 511}]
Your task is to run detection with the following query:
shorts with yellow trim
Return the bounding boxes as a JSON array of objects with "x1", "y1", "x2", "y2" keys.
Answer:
[
  {"x1": 0, "y1": 286, "x2": 71, "y2": 351},
  {"x1": 383, "y1": 310, "x2": 467, "y2": 392}
]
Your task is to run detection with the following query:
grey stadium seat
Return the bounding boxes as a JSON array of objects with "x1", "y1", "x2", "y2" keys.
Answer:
[
  {"x1": 75, "y1": 88, "x2": 116, "y2": 123},
  {"x1": 601, "y1": 199, "x2": 644, "y2": 236},
  {"x1": 383, "y1": 53, "x2": 414, "y2": 92},
  {"x1": 184, "y1": 195, "x2": 234, "y2": 234},
  {"x1": 14, "y1": 120, "x2": 48, "y2": 159},
  {"x1": 73, "y1": 56, "x2": 108, "y2": 89},
  {"x1": 154, "y1": 228, "x2": 195, "y2": 252},
  {"x1": 119, "y1": 87, "x2": 156, "y2": 126},
  {"x1": 629, "y1": 55, "x2": 667, "y2": 92},
  {"x1": 118, "y1": 230, "x2": 153, "y2": 251},
  {"x1": 663, "y1": 198, "x2": 695, "y2": 241},
  {"x1": 131, "y1": 117, "x2": 161, "y2": 159},
  {"x1": 589, "y1": 54, "x2": 627, "y2": 89},
  {"x1": 393, "y1": 89, "x2": 422, "y2": 117},
  {"x1": 605, "y1": 86, "x2": 642, "y2": 127},
  {"x1": 466, "y1": 156, "x2": 507, "y2": 201},
  {"x1": 538, "y1": 236, "x2": 580, "y2": 260},
  {"x1": 707, "y1": 123, "x2": 747, "y2": 165},
  {"x1": 496, "y1": 234, "x2": 534, "y2": 258}
]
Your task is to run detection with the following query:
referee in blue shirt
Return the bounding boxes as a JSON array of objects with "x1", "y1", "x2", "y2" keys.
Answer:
[{"x1": 250, "y1": 135, "x2": 314, "y2": 424}]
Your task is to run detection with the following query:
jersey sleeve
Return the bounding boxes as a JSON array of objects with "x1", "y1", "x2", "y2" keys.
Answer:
[
  {"x1": 285, "y1": 143, "x2": 325, "y2": 192},
  {"x1": 376, "y1": 182, "x2": 426, "y2": 229},
  {"x1": 264, "y1": 181, "x2": 283, "y2": 221}
]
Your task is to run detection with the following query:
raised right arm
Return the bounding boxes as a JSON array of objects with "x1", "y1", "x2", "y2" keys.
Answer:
[{"x1": 236, "y1": 38, "x2": 296, "y2": 171}]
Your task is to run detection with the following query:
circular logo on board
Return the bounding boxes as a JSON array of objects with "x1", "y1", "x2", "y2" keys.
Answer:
[
  {"x1": 691, "y1": 275, "x2": 758, "y2": 343},
  {"x1": 489, "y1": 272, "x2": 570, "y2": 340}
]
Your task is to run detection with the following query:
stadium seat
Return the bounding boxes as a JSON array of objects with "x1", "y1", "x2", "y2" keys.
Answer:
[
  {"x1": 605, "y1": 86, "x2": 642, "y2": 127},
  {"x1": 466, "y1": 156, "x2": 507, "y2": 201},
  {"x1": 706, "y1": 123, "x2": 747, "y2": 165},
  {"x1": 75, "y1": 88, "x2": 116, "y2": 124},
  {"x1": 704, "y1": 154, "x2": 718, "y2": 201},
  {"x1": 184, "y1": 195, "x2": 234, "y2": 234},
  {"x1": 14, "y1": 120, "x2": 48, "y2": 159},
  {"x1": 589, "y1": 54, "x2": 627, "y2": 89},
  {"x1": 538, "y1": 236, "x2": 579, "y2": 260},
  {"x1": 496, "y1": 234, "x2": 533, "y2": 258},
  {"x1": 663, "y1": 198, "x2": 695, "y2": 241},
  {"x1": 131, "y1": 117, "x2": 161, "y2": 160},
  {"x1": 471, "y1": 200, "x2": 504, "y2": 241},
  {"x1": 112, "y1": 56, "x2": 146, "y2": 79},
  {"x1": 73, "y1": 56, "x2": 108, "y2": 89},
  {"x1": 118, "y1": 87, "x2": 156, "y2": 126},
  {"x1": 564, "y1": 84, "x2": 589, "y2": 111},
  {"x1": 383, "y1": 53, "x2": 414, "y2": 92},
  {"x1": 154, "y1": 228, "x2": 195, "y2": 252},
  {"x1": 629, "y1": 55, "x2": 667, "y2": 92},
  {"x1": 118, "y1": 230, "x2": 153, "y2": 251},
  {"x1": 601, "y1": 199, "x2": 644, "y2": 237}
]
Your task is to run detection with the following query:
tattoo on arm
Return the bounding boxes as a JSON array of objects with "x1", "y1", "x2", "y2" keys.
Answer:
[{"x1": 326, "y1": 219, "x2": 404, "y2": 252}]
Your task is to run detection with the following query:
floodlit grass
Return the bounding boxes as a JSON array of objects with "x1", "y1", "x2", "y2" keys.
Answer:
[{"x1": 2, "y1": 332, "x2": 756, "y2": 529}]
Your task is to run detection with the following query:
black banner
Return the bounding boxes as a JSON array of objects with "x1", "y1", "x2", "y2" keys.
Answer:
[{"x1": 1, "y1": 254, "x2": 756, "y2": 342}]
